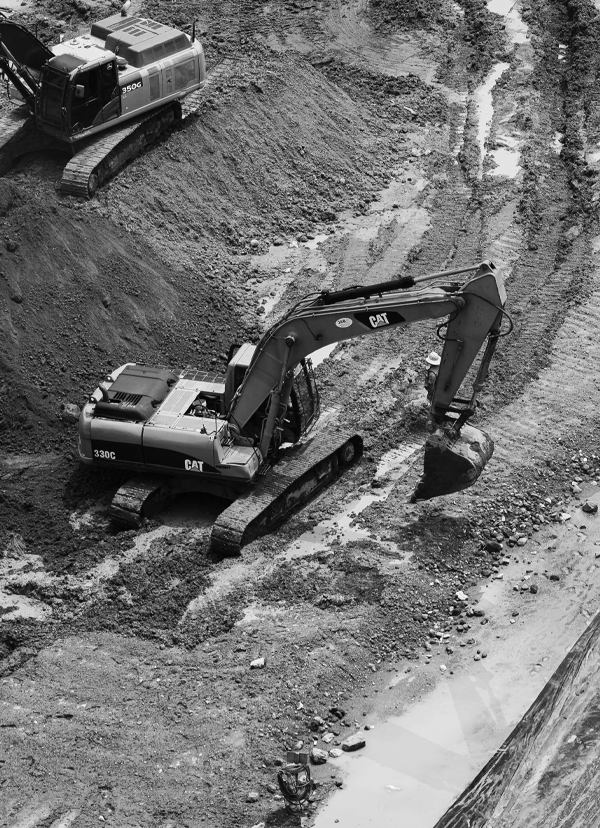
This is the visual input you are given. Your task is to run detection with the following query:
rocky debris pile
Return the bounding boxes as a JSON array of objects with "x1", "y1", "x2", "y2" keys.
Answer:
[{"x1": 323, "y1": 63, "x2": 448, "y2": 127}]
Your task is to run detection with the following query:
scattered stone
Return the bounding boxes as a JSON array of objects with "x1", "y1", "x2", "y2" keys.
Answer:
[
  {"x1": 321, "y1": 732, "x2": 335, "y2": 743},
  {"x1": 516, "y1": 537, "x2": 528, "y2": 547},
  {"x1": 311, "y1": 748, "x2": 328, "y2": 764},
  {"x1": 439, "y1": 664, "x2": 447, "y2": 673},
  {"x1": 549, "y1": 574, "x2": 560, "y2": 581},
  {"x1": 582, "y1": 501, "x2": 598, "y2": 514},
  {"x1": 59, "y1": 403, "x2": 80, "y2": 424},
  {"x1": 456, "y1": 590, "x2": 468, "y2": 601},
  {"x1": 329, "y1": 706, "x2": 346, "y2": 720},
  {"x1": 341, "y1": 733, "x2": 366, "y2": 752},
  {"x1": 486, "y1": 540, "x2": 503, "y2": 553},
  {"x1": 6, "y1": 239, "x2": 18, "y2": 252},
  {"x1": 102, "y1": 295, "x2": 111, "y2": 308},
  {"x1": 310, "y1": 716, "x2": 325, "y2": 731},
  {"x1": 250, "y1": 238, "x2": 260, "y2": 248},
  {"x1": 250, "y1": 657, "x2": 266, "y2": 669},
  {"x1": 329, "y1": 748, "x2": 343, "y2": 758},
  {"x1": 529, "y1": 584, "x2": 539, "y2": 594},
  {"x1": 246, "y1": 791, "x2": 260, "y2": 803}
]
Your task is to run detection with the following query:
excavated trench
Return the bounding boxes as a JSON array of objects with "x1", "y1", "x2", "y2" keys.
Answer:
[{"x1": 2, "y1": 0, "x2": 600, "y2": 826}]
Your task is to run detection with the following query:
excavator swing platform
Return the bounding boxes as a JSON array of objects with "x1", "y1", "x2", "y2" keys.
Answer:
[
  {"x1": 78, "y1": 261, "x2": 510, "y2": 555},
  {"x1": 0, "y1": 10, "x2": 227, "y2": 197}
]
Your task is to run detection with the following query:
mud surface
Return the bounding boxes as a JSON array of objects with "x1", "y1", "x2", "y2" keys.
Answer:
[{"x1": 2, "y1": 0, "x2": 600, "y2": 826}]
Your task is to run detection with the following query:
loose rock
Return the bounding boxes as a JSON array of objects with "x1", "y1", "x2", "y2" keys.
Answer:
[
  {"x1": 341, "y1": 733, "x2": 366, "y2": 752},
  {"x1": 311, "y1": 748, "x2": 329, "y2": 764}
]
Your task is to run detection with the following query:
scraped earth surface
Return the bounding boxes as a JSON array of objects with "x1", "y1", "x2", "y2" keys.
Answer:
[{"x1": 3, "y1": 0, "x2": 600, "y2": 825}]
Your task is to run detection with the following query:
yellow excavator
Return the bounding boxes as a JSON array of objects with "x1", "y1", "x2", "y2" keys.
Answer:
[
  {"x1": 0, "y1": 10, "x2": 213, "y2": 196},
  {"x1": 78, "y1": 261, "x2": 509, "y2": 554}
]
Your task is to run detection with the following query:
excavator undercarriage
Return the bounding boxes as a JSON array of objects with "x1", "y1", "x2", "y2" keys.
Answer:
[{"x1": 110, "y1": 431, "x2": 363, "y2": 556}]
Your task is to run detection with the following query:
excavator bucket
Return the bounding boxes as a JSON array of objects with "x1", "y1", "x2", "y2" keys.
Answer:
[{"x1": 411, "y1": 423, "x2": 494, "y2": 501}]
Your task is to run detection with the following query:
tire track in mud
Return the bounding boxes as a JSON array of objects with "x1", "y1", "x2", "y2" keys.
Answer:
[
  {"x1": 2, "y1": 802, "x2": 82, "y2": 828},
  {"x1": 488, "y1": 242, "x2": 600, "y2": 468},
  {"x1": 323, "y1": 0, "x2": 442, "y2": 81},
  {"x1": 462, "y1": 0, "x2": 600, "y2": 472}
]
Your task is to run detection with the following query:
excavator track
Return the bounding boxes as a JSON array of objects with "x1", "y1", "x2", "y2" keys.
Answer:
[
  {"x1": 109, "y1": 472, "x2": 241, "y2": 528},
  {"x1": 60, "y1": 58, "x2": 235, "y2": 198},
  {"x1": 60, "y1": 104, "x2": 179, "y2": 197},
  {"x1": 210, "y1": 431, "x2": 363, "y2": 556}
]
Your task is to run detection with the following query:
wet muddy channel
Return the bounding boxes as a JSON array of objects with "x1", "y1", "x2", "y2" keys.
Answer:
[{"x1": 312, "y1": 490, "x2": 600, "y2": 826}]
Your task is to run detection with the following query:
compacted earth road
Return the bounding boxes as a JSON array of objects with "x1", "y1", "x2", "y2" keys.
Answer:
[{"x1": 3, "y1": 0, "x2": 600, "y2": 826}]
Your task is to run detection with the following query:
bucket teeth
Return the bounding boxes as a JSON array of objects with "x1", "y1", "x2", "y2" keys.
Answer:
[{"x1": 411, "y1": 423, "x2": 494, "y2": 502}]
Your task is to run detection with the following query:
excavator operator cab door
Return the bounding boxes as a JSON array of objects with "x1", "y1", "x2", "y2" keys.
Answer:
[
  {"x1": 68, "y1": 60, "x2": 120, "y2": 134},
  {"x1": 282, "y1": 360, "x2": 320, "y2": 444}
]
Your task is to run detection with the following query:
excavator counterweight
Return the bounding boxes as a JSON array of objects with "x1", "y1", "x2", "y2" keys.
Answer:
[{"x1": 79, "y1": 261, "x2": 509, "y2": 554}]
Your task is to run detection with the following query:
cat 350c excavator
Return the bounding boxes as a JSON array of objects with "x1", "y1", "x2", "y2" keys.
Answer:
[
  {"x1": 0, "y1": 10, "x2": 210, "y2": 196},
  {"x1": 78, "y1": 262, "x2": 509, "y2": 555}
]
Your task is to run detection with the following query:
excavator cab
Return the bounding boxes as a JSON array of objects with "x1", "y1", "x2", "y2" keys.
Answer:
[
  {"x1": 37, "y1": 57, "x2": 120, "y2": 138},
  {"x1": 225, "y1": 344, "x2": 320, "y2": 448}
]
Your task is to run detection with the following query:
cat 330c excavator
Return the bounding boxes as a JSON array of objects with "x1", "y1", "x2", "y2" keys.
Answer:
[
  {"x1": 79, "y1": 262, "x2": 509, "y2": 555},
  {"x1": 0, "y1": 9, "x2": 210, "y2": 196}
]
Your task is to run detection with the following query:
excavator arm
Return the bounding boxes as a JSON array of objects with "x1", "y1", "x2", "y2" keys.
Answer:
[
  {"x1": 231, "y1": 262, "x2": 502, "y2": 414},
  {"x1": 0, "y1": 21, "x2": 52, "y2": 112},
  {"x1": 229, "y1": 261, "x2": 506, "y2": 499}
]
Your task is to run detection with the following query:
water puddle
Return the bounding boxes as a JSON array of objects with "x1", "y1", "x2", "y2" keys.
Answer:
[
  {"x1": 314, "y1": 666, "x2": 536, "y2": 828},
  {"x1": 489, "y1": 136, "x2": 521, "y2": 178},
  {"x1": 474, "y1": 62, "x2": 510, "y2": 180},
  {"x1": 487, "y1": 0, "x2": 529, "y2": 45},
  {"x1": 283, "y1": 443, "x2": 421, "y2": 559},
  {"x1": 305, "y1": 233, "x2": 329, "y2": 250},
  {"x1": 314, "y1": 493, "x2": 600, "y2": 827},
  {"x1": 0, "y1": 0, "x2": 29, "y2": 12}
]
